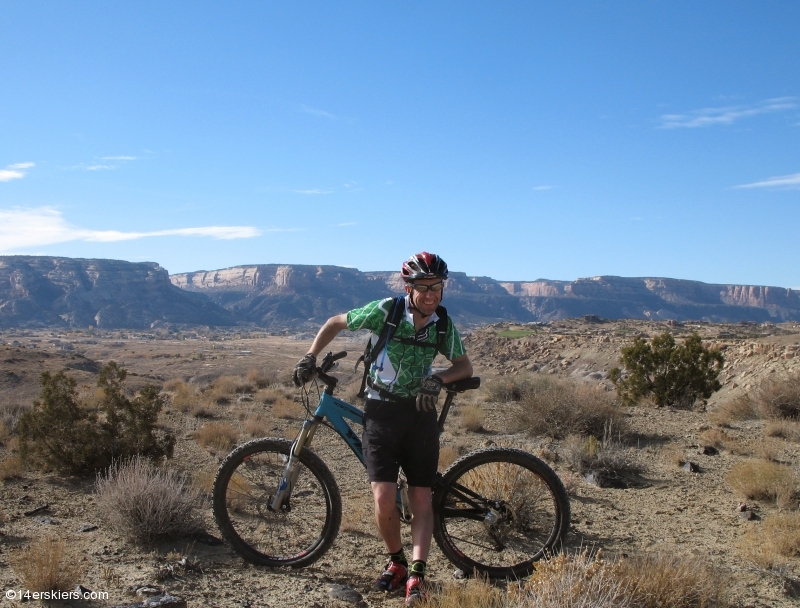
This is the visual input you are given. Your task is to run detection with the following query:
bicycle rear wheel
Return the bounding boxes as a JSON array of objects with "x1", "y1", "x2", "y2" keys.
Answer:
[
  {"x1": 212, "y1": 438, "x2": 342, "y2": 568},
  {"x1": 432, "y1": 447, "x2": 570, "y2": 578}
]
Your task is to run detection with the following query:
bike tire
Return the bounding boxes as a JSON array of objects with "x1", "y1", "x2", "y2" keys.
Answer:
[
  {"x1": 432, "y1": 447, "x2": 570, "y2": 578},
  {"x1": 212, "y1": 438, "x2": 342, "y2": 568}
]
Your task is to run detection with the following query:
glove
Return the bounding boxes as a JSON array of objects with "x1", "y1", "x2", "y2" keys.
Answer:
[
  {"x1": 293, "y1": 353, "x2": 317, "y2": 386},
  {"x1": 416, "y1": 375, "x2": 443, "y2": 412}
]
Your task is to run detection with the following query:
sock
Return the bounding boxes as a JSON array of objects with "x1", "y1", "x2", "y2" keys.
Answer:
[
  {"x1": 389, "y1": 548, "x2": 407, "y2": 566},
  {"x1": 409, "y1": 560, "x2": 426, "y2": 579}
]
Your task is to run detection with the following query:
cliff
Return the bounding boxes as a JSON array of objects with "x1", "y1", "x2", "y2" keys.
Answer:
[
  {"x1": 170, "y1": 265, "x2": 800, "y2": 328},
  {"x1": 0, "y1": 256, "x2": 234, "y2": 329}
]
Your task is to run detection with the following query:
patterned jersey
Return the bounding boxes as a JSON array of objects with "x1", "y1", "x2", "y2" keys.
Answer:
[{"x1": 347, "y1": 296, "x2": 466, "y2": 400}]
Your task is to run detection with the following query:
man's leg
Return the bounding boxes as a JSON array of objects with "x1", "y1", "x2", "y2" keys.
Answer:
[
  {"x1": 371, "y1": 481, "x2": 402, "y2": 551},
  {"x1": 407, "y1": 486, "x2": 433, "y2": 561}
]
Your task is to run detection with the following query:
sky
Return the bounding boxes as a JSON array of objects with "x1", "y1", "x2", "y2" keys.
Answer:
[{"x1": 1, "y1": 2, "x2": 799, "y2": 287}]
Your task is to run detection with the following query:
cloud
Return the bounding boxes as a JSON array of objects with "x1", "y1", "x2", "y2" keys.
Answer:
[
  {"x1": 734, "y1": 172, "x2": 800, "y2": 189},
  {"x1": 0, "y1": 161, "x2": 35, "y2": 182},
  {"x1": 659, "y1": 97, "x2": 796, "y2": 129},
  {"x1": 102, "y1": 156, "x2": 137, "y2": 161},
  {"x1": 0, "y1": 207, "x2": 262, "y2": 252},
  {"x1": 336, "y1": 222, "x2": 358, "y2": 227},
  {"x1": 293, "y1": 189, "x2": 333, "y2": 195},
  {"x1": 301, "y1": 104, "x2": 336, "y2": 119},
  {"x1": 85, "y1": 164, "x2": 116, "y2": 171},
  {"x1": 532, "y1": 185, "x2": 555, "y2": 191}
]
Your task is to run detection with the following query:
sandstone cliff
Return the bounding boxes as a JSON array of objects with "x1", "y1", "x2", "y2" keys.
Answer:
[
  {"x1": 0, "y1": 256, "x2": 234, "y2": 329},
  {"x1": 170, "y1": 265, "x2": 800, "y2": 328}
]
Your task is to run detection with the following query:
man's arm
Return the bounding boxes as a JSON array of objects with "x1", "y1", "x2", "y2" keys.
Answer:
[
  {"x1": 306, "y1": 313, "x2": 349, "y2": 357},
  {"x1": 433, "y1": 354, "x2": 472, "y2": 384}
]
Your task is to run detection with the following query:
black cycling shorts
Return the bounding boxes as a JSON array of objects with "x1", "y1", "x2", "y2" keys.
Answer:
[{"x1": 362, "y1": 398, "x2": 439, "y2": 487}]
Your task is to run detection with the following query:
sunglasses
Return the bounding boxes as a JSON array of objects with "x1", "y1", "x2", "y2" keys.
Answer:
[{"x1": 410, "y1": 281, "x2": 445, "y2": 293}]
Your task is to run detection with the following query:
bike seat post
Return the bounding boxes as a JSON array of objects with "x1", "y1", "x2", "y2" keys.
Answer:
[{"x1": 437, "y1": 390, "x2": 456, "y2": 434}]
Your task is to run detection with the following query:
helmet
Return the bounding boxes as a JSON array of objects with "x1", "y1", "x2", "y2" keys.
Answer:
[{"x1": 401, "y1": 252, "x2": 449, "y2": 282}]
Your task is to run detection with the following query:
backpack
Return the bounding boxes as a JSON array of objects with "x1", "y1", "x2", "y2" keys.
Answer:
[{"x1": 355, "y1": 296, "x2": 448, "y2": 400}]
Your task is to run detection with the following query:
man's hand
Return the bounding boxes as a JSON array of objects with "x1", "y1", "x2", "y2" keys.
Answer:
[
  {"x1": 293, "y1": 353, "x2": 317, "y2": 386},
  {"x1": 416, "y1": 375, "x2": 443, "y2": 412}
]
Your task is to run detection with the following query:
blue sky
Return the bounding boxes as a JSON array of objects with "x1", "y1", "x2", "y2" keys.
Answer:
[{"x1": 1, "y1": 2, "x2": 798, "y2": 287}]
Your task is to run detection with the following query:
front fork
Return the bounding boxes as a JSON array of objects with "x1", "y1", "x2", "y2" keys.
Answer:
[{"x1": 269, "y1": 417, "x2": 321, "y2": 512}]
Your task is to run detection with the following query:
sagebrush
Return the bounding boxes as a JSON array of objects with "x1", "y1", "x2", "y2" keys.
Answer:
[
  {"x1": 18, "y1": 362, "x2": 175, "y2": 474},
  {"x1": 95, "y1": 456, "x2": 202, "y2": 543},
  {"x1": 10, "y1": 537, "x2": 86, "y2": 592}
]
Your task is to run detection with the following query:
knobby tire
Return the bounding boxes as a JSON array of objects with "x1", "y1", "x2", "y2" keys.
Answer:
[
  {"x1": 432, "y1": 447, "x2": 570, "y2": 578},
  {"x1": 212, "y1": 438, "x2": 342, "y2": 568}
]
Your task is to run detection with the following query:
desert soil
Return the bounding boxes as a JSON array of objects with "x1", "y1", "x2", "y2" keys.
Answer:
[{"x1": 1, "y1": 318, "x2": 799, "y2": 607}]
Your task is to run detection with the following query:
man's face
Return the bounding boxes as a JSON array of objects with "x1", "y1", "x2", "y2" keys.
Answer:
[{"x1": 405, "y1": 277, "x2": 444, "y2": 317}]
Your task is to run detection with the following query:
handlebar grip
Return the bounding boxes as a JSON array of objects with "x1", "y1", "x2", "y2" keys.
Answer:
[
  {"x1": 329, "y1": 351, "x2": 347, "y2": 362},
  {"x1": 319, "y1": 350, "x2": 348, "y2": 374}
]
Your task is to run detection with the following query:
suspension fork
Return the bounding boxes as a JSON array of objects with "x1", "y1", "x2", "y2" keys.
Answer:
[{"x1": 269, "y1": 416, "x2": 322, "y2": 512}]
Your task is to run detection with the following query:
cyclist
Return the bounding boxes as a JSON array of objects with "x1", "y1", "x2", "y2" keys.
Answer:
[{"x1": 293, "y1": 252, "x2": 472, "y2": 605}]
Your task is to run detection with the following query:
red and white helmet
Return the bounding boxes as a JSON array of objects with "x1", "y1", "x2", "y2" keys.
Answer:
[{"x1": 401, "y1": 252, "x2": 449, "y2": 282}]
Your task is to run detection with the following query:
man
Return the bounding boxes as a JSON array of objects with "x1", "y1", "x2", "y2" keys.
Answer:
[{"x1": 293, "y1": 252, "x2": 472, "y2": 606}]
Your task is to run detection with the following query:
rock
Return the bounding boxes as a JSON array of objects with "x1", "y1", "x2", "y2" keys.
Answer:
[
  {"x1": 700, "y1": 445, "x2": 718, "y2": 456},
  {"x1": 136, "y1": 586, "x2": 164, "y2": 599},
  {"x1": 739, "y1": 510, "x2": 758, "y2": 521},
  {"x1": 584, "y1": 470, "x2": 631, "y2": 489},
  {"x1": 79, "y1": 524, "x2": 98, "y2": 532},
  {"x1": 23, "y1": 504, "x2": 50, "y2": 516},
  {"x1": 34, "y1": 516, "x2": 59, "y2": 525},
  {"x1": 682, "y1": 462, "x2": 699, "y2": 473},
  {"x1": 327, "y1": 584, "x2": 363, "y2": 604},
  {"x1": 736, "y1": 503, "x2": 748, "y2": 512},
  {"x1": 143, "y1": 596, "x2": 187, "y2": 608}
]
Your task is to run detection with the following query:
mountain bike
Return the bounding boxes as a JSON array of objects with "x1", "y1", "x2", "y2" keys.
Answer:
[{"x1": 212, "y1": 351, "x2": 570, "y2": 578}]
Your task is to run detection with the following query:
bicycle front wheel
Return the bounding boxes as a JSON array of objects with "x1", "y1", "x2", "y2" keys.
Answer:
[
  {"x1": 433, "y1": 447, "x2": 570, "y2": 578},
  {"x1": 212, "y1": 438, "x2": 342, "y2": 568}
]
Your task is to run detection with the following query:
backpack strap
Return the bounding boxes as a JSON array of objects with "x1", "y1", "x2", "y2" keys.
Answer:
[{"x1": 355, "y1": 296, "x2": 405, "y2": 399}]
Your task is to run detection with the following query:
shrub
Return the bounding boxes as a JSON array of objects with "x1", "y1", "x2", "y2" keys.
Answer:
[
  {"x1": 483, "y1": 374, "x2": 538, "y2": 402},
  {"x1": 243, "y1": 414, "x2": 272, "y2": 438},
  {"x1": 195, "y1": 422, "x2": 239, "y2": 452},
  {"x1": 271, "y1": 397, "x2": 304, "y2": 420},
  {"x1": 95, "y1": 456, "x2": 202, "y2": 543},
  {"x1": 709, "y1": 394, "x2": 757, "y2": 425},
  {"x1": 10, "y1": 537, "x2": 86, "y2": 592},
  {"x1": 460, "y1": 404, "x2": 486, "y2": 432},
  {"x1": 764, "y1": 419, "x2": 800, "y2": 441},
  {"x1": 614, "y1": 552, "x2": 726, "y2": 608},
  {"x1": 246, "y1": 369, "x2": 275, "y2": 389},
  {"x1": 18, "y1": 363, "x2": 175, "y2": 475},
  {"x1": 0, "y1": 456, "x2": 24, "y2": 481},
  {"x1": 739, "y1": 511, "x2": 800, "y2": 569},
  {"x1": 726, "y1": 459, "x2": 798, "y2": 509},
  {"x1": 610, "y1": 332, "x2": 724, "y2": 408},
  {"x1": 751, "y1": 375, "x2": 800, "y2": 419},
  {"x1": 563, "y1": 428, "x2": 642, "y2": 476},
  {"x1": 511, "y1": 376, "x2": 623, "y2": 439}
]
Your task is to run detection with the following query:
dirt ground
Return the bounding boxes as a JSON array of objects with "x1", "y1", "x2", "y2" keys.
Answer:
[{"x1": 1, "y1": 319, "x2": 799, "y2": 607}]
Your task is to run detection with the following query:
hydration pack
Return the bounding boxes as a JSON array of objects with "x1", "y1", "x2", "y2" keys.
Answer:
[{"x1": 355, "y1": 296, "x2": 448, "y2": 400}]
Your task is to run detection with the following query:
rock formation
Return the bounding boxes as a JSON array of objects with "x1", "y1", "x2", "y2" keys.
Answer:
[{"x1": 0, "y1": 256, "x2": 233, "y2": 329}]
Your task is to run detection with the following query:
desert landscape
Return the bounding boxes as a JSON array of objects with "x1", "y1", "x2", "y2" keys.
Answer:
[{"x1": 1, "y1": 317, "x2": 799, "y2": 607}]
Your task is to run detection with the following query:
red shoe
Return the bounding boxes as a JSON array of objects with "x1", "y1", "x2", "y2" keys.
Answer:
[
  {"x1": 405, "y1": 574, "x2": 425, "y2": 606},
  {"x1": 374, "y1": 561, "x2": 408, "y2": 592}
]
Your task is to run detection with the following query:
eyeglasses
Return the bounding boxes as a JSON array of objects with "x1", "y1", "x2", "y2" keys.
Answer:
[{"x1": 410, "y1": 281, "x2": 445, "y2": 293}]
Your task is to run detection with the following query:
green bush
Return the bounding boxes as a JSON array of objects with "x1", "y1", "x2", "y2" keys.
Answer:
[
  {"x1": 18, "y1": 362, "x2": 175, "y2": 474},
  {"x1": 610, "y1": 332, "x2": 724, "y2": 409}
]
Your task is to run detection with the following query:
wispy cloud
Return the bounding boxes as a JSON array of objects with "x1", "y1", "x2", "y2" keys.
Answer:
[
  {"x1": 294, "y1": 189, "x2": 333, "y2": 195},
  {"x1": 0, "y1": 161, "x2": 35, "y2": 182},
  {"x1": 0, "y1": 207, "x2": 262, "y2": 252},
  {"x1": 102, "y1": 156, "x2": 137, "y2": 161},
  {"x1": 337, "y1": 222, "x2": 358, "y2": 227},
  {"x1": 733, "y1": 172, "x2": 800, "y2": 189},
  {"x1": 659, "y1": 97, "x2": 796, "y2": 129},
  {"x1": 301, "y1": 104, "x2": 336, "y2": 119},
  {"x1": 85, "y1": 164, "x2": 116, "y2": 171},
  {"x1": 532, "y1": 185, "x2": 555, "y2": 191}
]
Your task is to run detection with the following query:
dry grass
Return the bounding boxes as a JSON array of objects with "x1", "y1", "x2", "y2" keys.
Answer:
[
  {"x1": 162, "y1": 377, "x2": 186, "y2": 391},
  {"x1": 765, "y1": 419, "x2": 800, "y2": 441},
  {"x1": 0, "y1": 420, "x2": 9, "y2": 445},
  {"x1": 10, "y1": 536, "x2": 86, "y2": 592},
  {"x1": 246, "y1": 369, "x2": 275, "y2": 389},
  {"x1": 483, "y1": 374, "x2": 538, "y2": 403},
  {"x1": 754, "y1": 438, "x2": 784, "y2": 462},
  {"x1": 563, "y1": 427, "x2": 642, "y2": 476},
  {"x1": 709, "y1": 394, "x2": 757, "y2": 425},
  {"x1": 739, "y1": 511, "x2": 800, "y2": 569},
  {"x1": 614, "y1": 552, "x2": 726, "y2": 608},
  {"x1": 95, "y1": 456, "x2": 202, "y2": 543},
  {"x1": 194, "y1": 422, "x2": 239, "y2": 452},
  {"x1": 271, "y1": 397, "x2": 305, "y2": 420},
  {"x1": 243, "y1": 414, "x2": 272, "y2": 438},
  {"x1": 509, "y1": 376, "x2": 624, "y2": 439},
  {"x1": 340, "y1": 493, "x2": 375, "y2": 535},
  {"x1": 426, "y1": 575, "x2": 506, "y2": 608},
  {"x1": 726, "y1": 459, "x2": 798, "y2": 509},
  {"x1": 752, "y1": 375, "x2": 800, "y2": 419},
  {"x1": 204, "y1": 375, "x2": 253, "y2": 404},
  {"x1": 256, "y1": 385, "x2": 295, "y2": 405},
  {"x1": 191, "y1": 468, "x2": 217, "y2": 496},
  {"x1": 460, "y1": 404, "x2": 486, "y2": 432},
  {"x1": 0, "y1": 455, "x2": 24, "y2": 481},
  {"x1": 167, "y1": 380, "x2": 199, "y2": 413},
  {"x1": 438, "y1": 445, "x2": 461, "y2": 470}
]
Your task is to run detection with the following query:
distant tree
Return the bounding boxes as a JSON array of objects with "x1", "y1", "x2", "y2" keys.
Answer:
[
  {"x1": 19, "y1": 362, "x2": 174, "y2": 475},
  {"x1": 610, "y1": 332, "x2": 724, "y2": 409}
]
